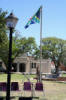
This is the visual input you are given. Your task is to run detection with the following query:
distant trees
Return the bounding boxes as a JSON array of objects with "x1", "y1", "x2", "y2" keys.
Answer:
[
  {"x1": 42, "y1": 37, "x2": 66, "y2": 74},
  {"x1": 33, "y1": 37, "x2": 66, "y2": 74}
]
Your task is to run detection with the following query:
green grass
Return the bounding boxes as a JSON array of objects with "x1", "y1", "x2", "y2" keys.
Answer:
[
  {"x1": 0, "y1": 74, "x2": 7, "y2": 82},
  {"x1": 0, "y1": 73, "x2": 36, "y2": 82},
  {"x1": 62, "y1": 73, "x2": 66, "y2": 77}
]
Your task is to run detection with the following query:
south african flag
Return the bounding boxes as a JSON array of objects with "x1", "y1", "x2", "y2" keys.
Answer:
[{"x1": 25, "y1": 7, "x2": 40, "y2": 29}]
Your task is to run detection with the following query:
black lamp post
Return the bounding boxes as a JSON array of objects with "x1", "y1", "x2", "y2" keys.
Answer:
[{"x1": 6, "y1": 13, "x2": 18, "y2": 100}]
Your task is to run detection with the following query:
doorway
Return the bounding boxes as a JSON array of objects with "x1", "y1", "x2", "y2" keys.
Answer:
[{"x1": 19, "y1": 63, "x2": 26, "y2": 72}]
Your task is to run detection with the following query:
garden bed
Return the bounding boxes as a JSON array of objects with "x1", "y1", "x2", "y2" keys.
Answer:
[{"x1": 42, "y1": 77, "x2": 66, "y2": 81}]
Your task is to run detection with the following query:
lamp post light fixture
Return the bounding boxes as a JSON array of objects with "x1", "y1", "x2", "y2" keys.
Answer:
[{"x1": 6, "y1": 13, "x2": 18, "y2": 100}]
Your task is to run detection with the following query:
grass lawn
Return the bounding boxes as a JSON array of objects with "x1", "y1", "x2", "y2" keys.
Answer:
[
  {"x1": 0, "y1": 73, "x2": 66, "y2": 100},
  {"x1": 0, "y1": 73, "x2": 36, "y2": 82},
  {"x1": 62, "y1": 73, "x2": 66, "y2": 77}
]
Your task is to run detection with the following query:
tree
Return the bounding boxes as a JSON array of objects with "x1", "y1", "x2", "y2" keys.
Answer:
[
  {"x1": 12, "y1": 36, "x2": 37, "y2": 61},
  {"x1": 33, "y1": 47, "x2": 40, "y2": 59},
  {"x1": 0, "y1": 8, "x2": 7, "y2": 43},
  {"x1": 61, "y1": 45, "x2": 66, "y2": 66},
  {"x1": 42, "y1": 37, "x2": 66, "y2": 74},
  {"x1": 0, "y1": 8, "x2": 8, "y2": 66}
]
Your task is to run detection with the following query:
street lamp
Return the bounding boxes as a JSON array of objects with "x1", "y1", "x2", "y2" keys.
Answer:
[{"x1": 6, "y1": 13, "x2": 18, "y2": 100}]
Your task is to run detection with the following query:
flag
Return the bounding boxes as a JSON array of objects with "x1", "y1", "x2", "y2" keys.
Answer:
[{"x1": 25, "y1": 7, "x2": 40, "y2": 29}]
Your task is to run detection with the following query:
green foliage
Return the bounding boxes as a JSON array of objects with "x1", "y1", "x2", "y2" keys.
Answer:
[
  {"x1": 42, "y1": 37, "x2": 66, "y2": 73},
  {"x1": 0, "y1": 8, "x2": 8, "y2": 66},
  {"x1": 12, "y1": 36, "x2": 37, "y2": 61},
  {"x1": 33, "y1": 47, "x2": 40, "y2": 59},
  {"x1": 0, "y1": 8, "x2": 7, "y2": 44}
]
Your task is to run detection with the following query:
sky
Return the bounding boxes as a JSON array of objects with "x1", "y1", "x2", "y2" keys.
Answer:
[{"x1": 0, "y1": 0, "x2": 66, "y2": 44}]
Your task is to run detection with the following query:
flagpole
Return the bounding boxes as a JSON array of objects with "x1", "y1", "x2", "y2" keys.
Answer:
[{"x1": 40, "y1": 6, "x2": 42, "y2": 82}]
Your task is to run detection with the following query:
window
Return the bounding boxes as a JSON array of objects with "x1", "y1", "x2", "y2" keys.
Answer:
[
  {"x1": 34, "y1": 63, "x2": 36, "y2": 68},
  {"x1": 31, "y1": 63, "x2": 36, "y2": 68}
]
